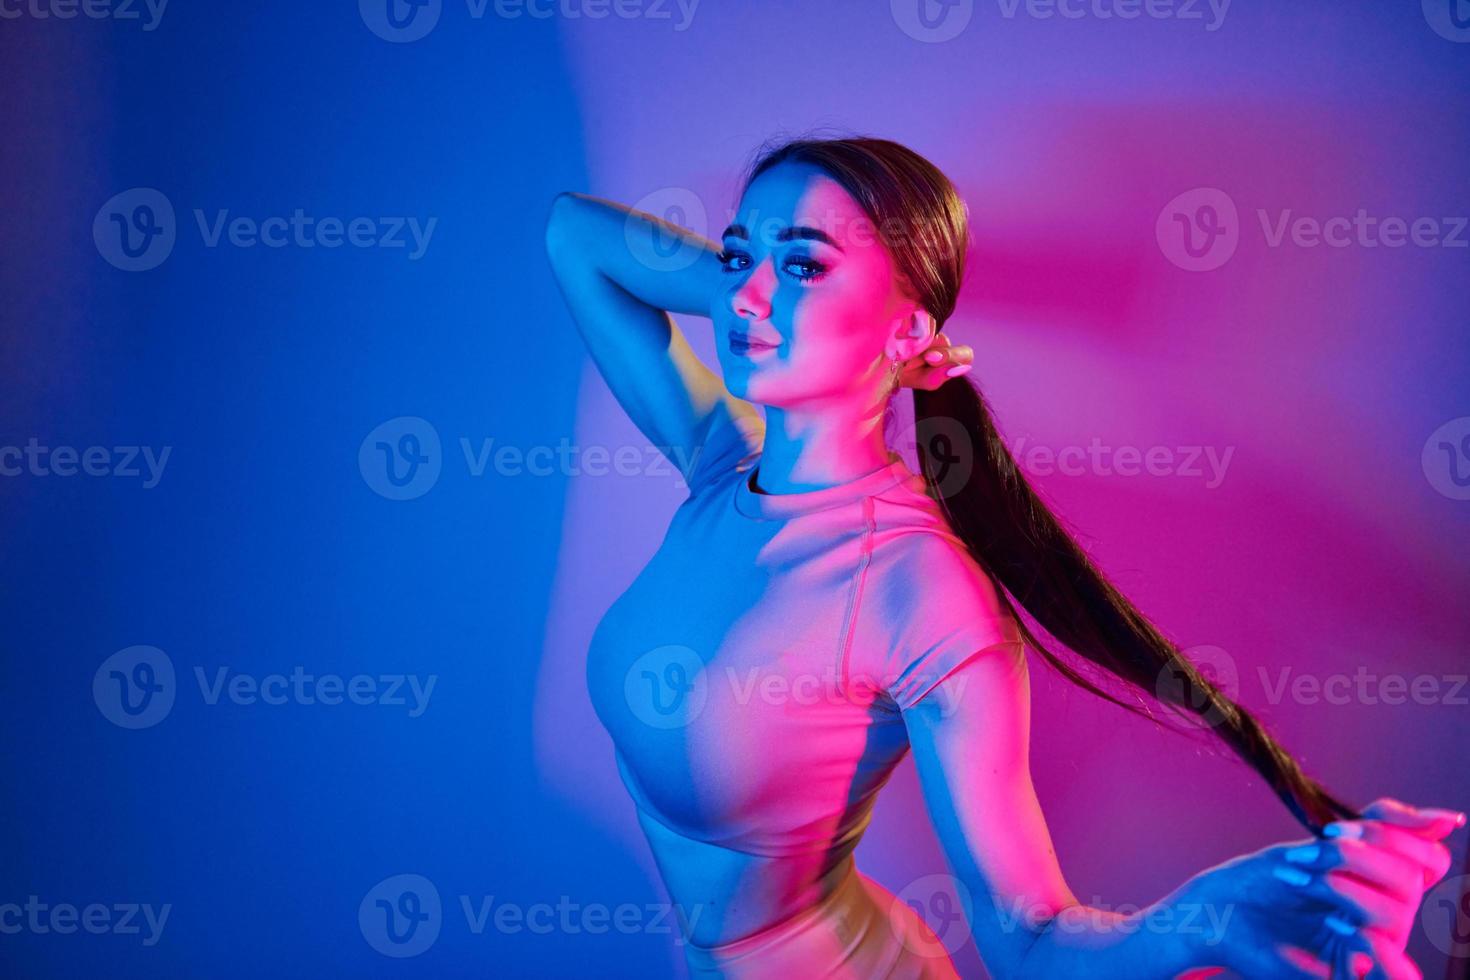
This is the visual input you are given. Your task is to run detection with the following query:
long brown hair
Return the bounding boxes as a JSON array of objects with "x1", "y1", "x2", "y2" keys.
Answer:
[{"x1": 739, "y1": 134, "x2": 1359, "y2": 835}]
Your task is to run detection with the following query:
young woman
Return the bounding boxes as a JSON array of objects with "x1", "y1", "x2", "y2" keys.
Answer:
[{"x1": 543, "y1": 136, "x2": 1462, "y2": 979}]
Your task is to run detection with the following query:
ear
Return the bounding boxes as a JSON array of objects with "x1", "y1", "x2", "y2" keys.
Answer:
[{"x1": 885, "y1": 308, "x2": 937, "y2": 363}]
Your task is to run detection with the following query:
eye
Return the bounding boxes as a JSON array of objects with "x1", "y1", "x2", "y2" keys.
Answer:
[
  {"x1": 784, "y1": 256, "x2": 828, "y2": 283},
  {"x1": 717, "y1": 248, "x2": 828, "y2": 284}
]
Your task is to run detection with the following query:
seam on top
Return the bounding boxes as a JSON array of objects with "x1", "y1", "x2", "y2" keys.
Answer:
[{"x1": 836, "y1": 495, "x2": 878, "y2": 695}]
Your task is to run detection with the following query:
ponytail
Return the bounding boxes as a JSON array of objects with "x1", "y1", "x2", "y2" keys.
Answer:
[{"x1": 911, "y1": 377, "x2": 1360, "y2": 835}]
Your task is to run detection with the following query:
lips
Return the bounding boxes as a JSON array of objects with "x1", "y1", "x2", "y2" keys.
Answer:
[{"x1": 728, "y1": 330, "x2": 780, "y2": 350}]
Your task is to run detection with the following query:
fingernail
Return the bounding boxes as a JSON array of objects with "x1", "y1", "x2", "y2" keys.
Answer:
[
  {"x1": 1284, "y1": 844, "x2": 1320, "y2": 864},
  {"x1": 925, "y1": 350, "x2": 944, "y2": 363},
  {"x1": 1273, "y1": 866, "x2": 1312, "y2": 887},
  {"x1": 1324, "y1": 914, "x2": 1356, "y2": 937},
  {"x1": 1323, "y1": 822, "x2": 1363, "y2": 839},
  {"x1": 945, "y1": 364, "x2": 971, "y2": 377},
  {"x1": 1418, "y1": 807, "x2": 1467, "y2": 825}
]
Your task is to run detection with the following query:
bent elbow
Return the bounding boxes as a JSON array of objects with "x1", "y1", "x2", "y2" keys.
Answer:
[{"x1": 544, "y1": 191, "x2": 586, "y2": 262}]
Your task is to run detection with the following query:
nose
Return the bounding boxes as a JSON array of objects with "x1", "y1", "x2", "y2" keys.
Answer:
[{"x1": 729, "y1": 255, "x2": 775, "y2": 322}]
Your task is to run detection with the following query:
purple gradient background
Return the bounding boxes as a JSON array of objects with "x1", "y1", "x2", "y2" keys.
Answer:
[{"x1": 1, "y1": 2, "x2": 1464, "y2": 978}]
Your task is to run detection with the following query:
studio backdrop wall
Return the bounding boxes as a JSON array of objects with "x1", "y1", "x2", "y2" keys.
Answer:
[{"x1": 2, "y1": 1, "x2": 1467, "y2": 977}]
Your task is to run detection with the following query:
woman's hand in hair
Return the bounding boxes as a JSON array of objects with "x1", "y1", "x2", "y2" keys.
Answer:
[
  {"x1": 1300, "y1": 797, "x2": 1461, "y2": 952},
  {"x1": 1165, "y1": 797, "x2": 1463, "y2": 980},
  {"x1": 898, "y1": 331, "x2": 972, "y2": 390},
  {"x1": 1347, "y1": 797, "x2": 1463, "y2": 889}
]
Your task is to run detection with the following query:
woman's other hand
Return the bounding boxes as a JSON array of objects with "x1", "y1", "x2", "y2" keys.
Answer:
[
  {"x1": 1169, "y1": 796, "x2": 1463, "y2": 979},
  {"x1": 899, "y1": 331, "x2": 972, "y2": 390}
]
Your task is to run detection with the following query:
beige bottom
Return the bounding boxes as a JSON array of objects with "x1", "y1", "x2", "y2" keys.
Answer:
[{"x1": 681, "y1": 867, "x2": 963, "y2": 979}]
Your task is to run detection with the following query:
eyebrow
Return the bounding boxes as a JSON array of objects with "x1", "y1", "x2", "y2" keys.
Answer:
[{"x1": 720, "y1": 223, "x2": 843, "y2": 251}]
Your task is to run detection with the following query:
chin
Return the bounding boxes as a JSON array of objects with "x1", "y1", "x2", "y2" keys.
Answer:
[{"x1": 723, "y1": 370, "x2": 754, "y2": 399}]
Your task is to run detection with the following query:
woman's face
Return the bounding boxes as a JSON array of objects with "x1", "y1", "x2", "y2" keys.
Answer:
[{"x1": 711, "y1": 161, "x2": 925, "y2": 409}]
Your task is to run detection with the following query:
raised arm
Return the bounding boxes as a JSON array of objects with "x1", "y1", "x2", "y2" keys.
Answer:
[{"x1": 542, "y1": 192, "x2": 764, "y2": 481}]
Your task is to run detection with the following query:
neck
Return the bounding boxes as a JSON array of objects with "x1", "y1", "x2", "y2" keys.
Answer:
[{"x1": 751, "y1": 394, "x2": 896, "y2": 495}]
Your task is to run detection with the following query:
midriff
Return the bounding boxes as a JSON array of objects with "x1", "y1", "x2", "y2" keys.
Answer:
[{"x1": 633, "y1": 804, "x2": 861, "y2": 948}]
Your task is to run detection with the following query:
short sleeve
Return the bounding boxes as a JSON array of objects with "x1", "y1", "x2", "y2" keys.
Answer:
[
  {"x1": 848, "y1": 532, "x2": 1024, "y2": 711},
  {"x1": 682, "y1": 400, "x2": 764, "y2": 498}
]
